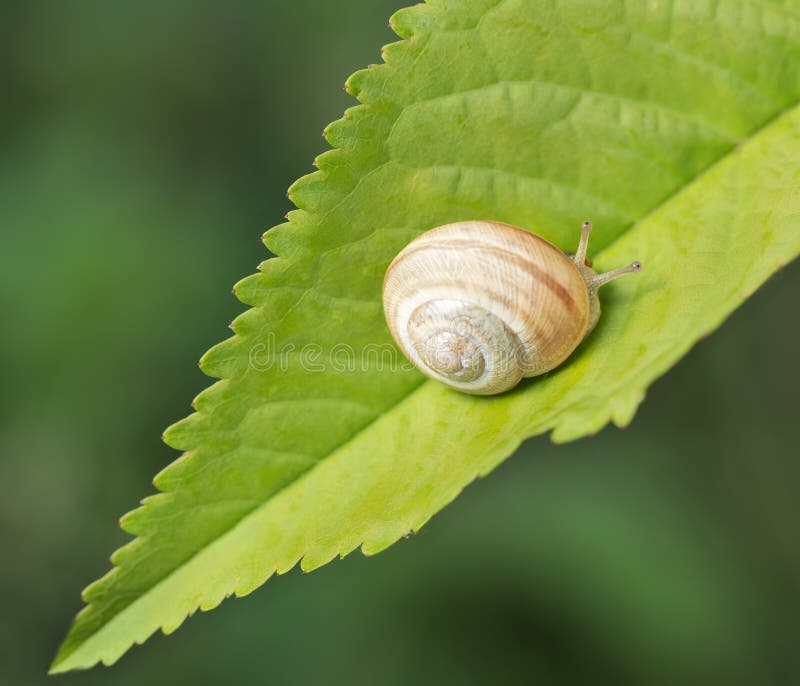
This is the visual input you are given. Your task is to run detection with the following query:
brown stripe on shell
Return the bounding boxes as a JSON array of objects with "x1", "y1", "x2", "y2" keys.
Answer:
[{"x1": 388, "y1": 237, "x2": 583, "y2": 321}]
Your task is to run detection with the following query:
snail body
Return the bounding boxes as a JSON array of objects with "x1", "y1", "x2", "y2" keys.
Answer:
[{"x1": 382, "y1": 220, "x2": 640, "y2": 395}]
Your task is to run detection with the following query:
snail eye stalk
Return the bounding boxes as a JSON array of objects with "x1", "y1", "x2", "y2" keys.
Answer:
[
  {"x1": 590, "y1": 262, "x2": 642, "y2": 291},
  {"x1": 573, "y1": 220, "x2": 592, "y2": 266}
]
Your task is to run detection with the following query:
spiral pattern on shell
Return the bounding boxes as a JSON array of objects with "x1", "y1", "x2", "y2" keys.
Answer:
[{"x1": 382, "y1": 221, "x2": 592, "y2": 395}]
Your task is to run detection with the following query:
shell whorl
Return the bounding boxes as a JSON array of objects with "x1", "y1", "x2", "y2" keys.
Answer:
[
  {"x1": 383, "y1": 221, "x2": 592, "y2": 395},
  {"x1": 406, "y1": 299, "x2": 526, "y2": 395}
]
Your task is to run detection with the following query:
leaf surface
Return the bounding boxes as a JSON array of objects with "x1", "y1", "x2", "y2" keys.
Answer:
[{"x1": 53, "y1": 0, "x2": 800, "y2": 672}]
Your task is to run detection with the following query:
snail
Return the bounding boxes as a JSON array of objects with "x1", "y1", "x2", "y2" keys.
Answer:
[{"x1": 382, "y1": 220, "x2": 641, "y2": 395}]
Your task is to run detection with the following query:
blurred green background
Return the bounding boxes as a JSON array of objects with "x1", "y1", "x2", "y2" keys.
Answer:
[{"x1": 1, "y1": 1, "x2": 798, "y2": 684}]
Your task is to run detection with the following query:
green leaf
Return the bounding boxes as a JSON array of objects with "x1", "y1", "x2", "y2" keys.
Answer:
[{"x1": 52, "y1": 0, "x2": 800, "y2": 672}]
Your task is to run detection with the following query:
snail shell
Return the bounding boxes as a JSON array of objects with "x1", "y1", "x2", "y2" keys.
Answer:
[{"x1": 382, "y1": 220, "x2": 640, "y2": 395}]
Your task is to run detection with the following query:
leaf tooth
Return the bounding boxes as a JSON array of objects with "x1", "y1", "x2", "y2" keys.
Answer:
[
  {"x1": 234, "y1": 567, "x2": 277, "y2": 598},
  {"x1": 161, "y1": 610, "x2": 190, "y2": 635},
  {"x1": 314, "y1": 147, "x2": 349, "y2": 174},
  {"x1": 188, "y1": 379, "x2": 231, "y2": 414},
  {"x1": 107, "y1": 535, "x2": 151, "y2": 568},
  {"x1": 100, "y1": 646, "x2": 129, "y2": 668},
  {"x1": 551, "y1": 405, "x2": 613, "y2": 444},
  {"x1": 360, "y1": 537, "x2": 398, "y2": 559},
  {"x1": 162, "y1": 412, "x2": 210, "y2": 451},
  {"x1": 611, "y1": 387, "x2": 647, "y2": 428},
  {"x1": 152, "y1": 450, "x2": 202, "y2": 491},
  {"x1": 197, "y1": 592, "x2": 226, "y2": 613},
  {"x1": 343, "y1": 67, "x2": 371, "y2": 99},
  {"x1": 233, "y1": 273, "x2": 269, "y2": 307},
  {"x1": 281, "y1": 209, "x2": 303, "y2": 225},
  {"x1": 328, "y1": 106, "x2": 396, "y2": 157},
  {"x1": 276, "y1": 554, "x2": 303, "y2": 576},
  {"x1": 345, "y1": 55, "x2": 406, "y2": 105},
  {"x1": 379, "y1": 38, "x2": 411, "y2": 67},
  {"x1": 235, "y1": 257, "x2": 311, "y2": 305},
  {"x1": 227, "y1": 306, "x2": 261, "y2": 338},
  {"x1": 262, "y1": 220, "x2": 313, "y2": 258},
  {"x1": 119, "y1": 505, "x2": 148, "y2": 535},
  {"x1": 119, "y1": 492, "x2": 173, "y2": 535},
  {"x1": 322, "y1": 118, "x2": 351, "y2": 148},
  {"x1": 81, "y1": 566, "x2": 121, "y2": 603},
  {"x1": 389, "y1": 4, "x2": 438, "y2": 40},
  {"x1": 287, "y1": 170, "x2": 346, "y2": 214},
  {"x1": 299, "y1": 550, "x2": 337, "y2": 573},
  {"x1": 197, "y1": 335, "x2": 248, "y2": 379}
]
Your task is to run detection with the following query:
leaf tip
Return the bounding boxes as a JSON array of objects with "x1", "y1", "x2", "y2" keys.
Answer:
[{"x1": 48, "y1": 657, "x2": 71, "y2": 676}]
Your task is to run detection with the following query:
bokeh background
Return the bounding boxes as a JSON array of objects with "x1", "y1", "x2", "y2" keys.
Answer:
[{"x1": 1, "y1": 1, "x2": 798, "y2": 684}]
